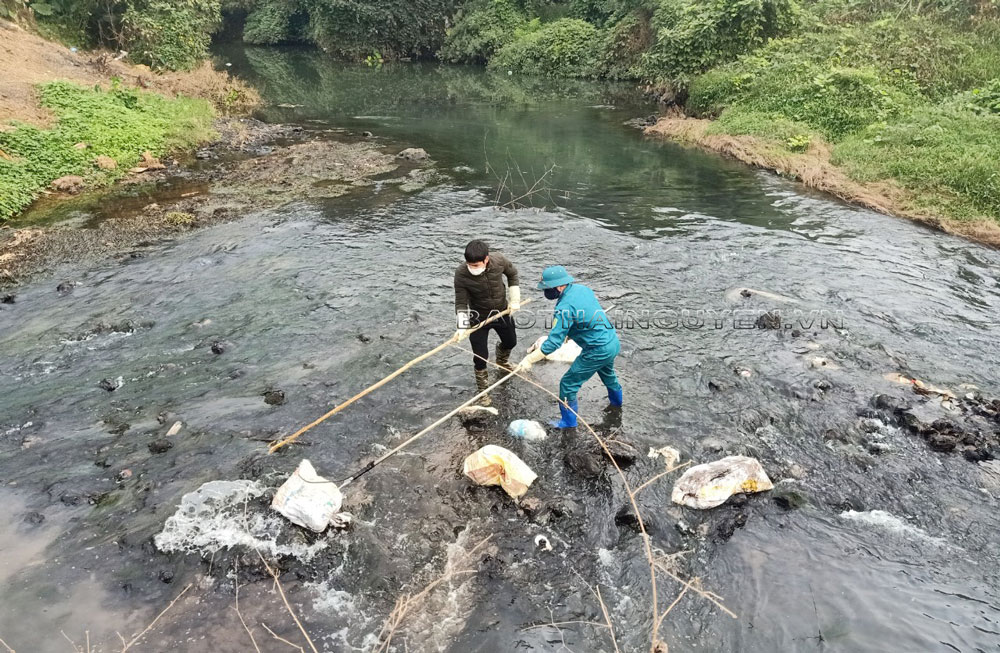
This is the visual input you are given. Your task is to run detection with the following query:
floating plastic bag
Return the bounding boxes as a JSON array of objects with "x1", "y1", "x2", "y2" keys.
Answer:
[
  {"x1": 671, "y1": 456, "x2": 773, "y2": 509},
  {"x1": 272, "y1": 459, "x2": 344, "y2": 532},
  {"x1": 508, "y1": 419, "x2": 547, "y2": 441},
  {"x1": 462, "y1": 445, "x2": 537, "y2": 499},
  {"x1": 530, "y1": 336, "x2": 581, "y2": 364}
]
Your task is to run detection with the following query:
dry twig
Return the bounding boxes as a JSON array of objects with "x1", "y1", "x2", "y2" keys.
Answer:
[
  {"x1": 233, "y1": 560, "x2": 262, "y2": 653},
  {"x1": 262, "y1": 623, "x2": 305, "y2": 652},
  {"x1": 0, "y1": 635, "x2": 14, "y2": 653},
  {"x1": 116, "y1": 583, "x2": 193, "y2": 651}
]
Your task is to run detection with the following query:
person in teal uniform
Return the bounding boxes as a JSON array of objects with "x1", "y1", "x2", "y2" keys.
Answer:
[{"x1": 516, "y1": 265, "x2": 623, "y2": 428}]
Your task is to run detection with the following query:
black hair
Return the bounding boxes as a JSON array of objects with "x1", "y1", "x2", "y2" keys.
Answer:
[{"x1": 464, "y1": 239, "x2": 489, "y2": 263}]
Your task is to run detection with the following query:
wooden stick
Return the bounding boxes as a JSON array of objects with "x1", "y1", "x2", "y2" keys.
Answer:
[
  {"x1": 268, "y1": 300, "x2": 529, "y2": 454},
  {"x1": 117, "y1": 583, "x2": 192, "y2": 651},
  {"x1": 338, "y1": 368, "x2": 519, "y2": 489}
]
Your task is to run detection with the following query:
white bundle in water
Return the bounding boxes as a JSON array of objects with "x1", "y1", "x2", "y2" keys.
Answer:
[
  {"x1": 530, "y1": 336, "x2": 581, "y2": 364},
  {"x1": 507, "y1": 419, "x2": 547, "y2": 441},
  {"x1": 272, "y1": 459, "x2": 348, "y2": 532},
  {"x1": 463, "y1": 445, "x2": 537, "y2": 499},
  {"x1": 671, "y1": 456, "x2": 773, "y2": 509}
]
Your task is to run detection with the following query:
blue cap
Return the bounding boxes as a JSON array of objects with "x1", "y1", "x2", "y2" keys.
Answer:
[{"x1": 537, "y1": 265, "x2": 575, "y2": 290}]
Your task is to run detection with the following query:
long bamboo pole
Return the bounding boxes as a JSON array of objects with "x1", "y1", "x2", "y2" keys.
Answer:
[
  {"x1": 267, "y1": 300, "x2": 529, "y2": 453},
  {"x1": 337, "y1": 369, "x2": 517, "y2": 489}
]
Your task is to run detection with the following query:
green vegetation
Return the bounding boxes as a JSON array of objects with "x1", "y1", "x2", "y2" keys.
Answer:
[
  {"x1": 490, "y1": 18, "x2": 600, "y2": 77},
  {"x1": 685, "y1": 3, "x2": 1000, "y2": 222},
  {"x1": 21, "y1": 0, "x2": 1000, "y2": 226},
  {"x1": 0, "y1": 81, "x2": 214, "y2": 220}
]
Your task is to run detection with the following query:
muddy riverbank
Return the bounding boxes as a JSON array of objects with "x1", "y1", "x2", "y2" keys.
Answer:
[{"x1": 0, "y1": 119, "x2": 434, "y2": 287}]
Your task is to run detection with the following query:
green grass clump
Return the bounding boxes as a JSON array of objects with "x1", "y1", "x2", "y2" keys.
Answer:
[
  {"x1": 833, "y1": 100, "x2": 1000, "y2": 220},
  {"x1": 489, "y1": 18, "x2": 601, "y2": 78},
  {"x1": 706, "y1": 110, "x2": 819, "y2": 149},
  {"x1": 0, "y1": 81, "x2": 214, "y2": 221}
]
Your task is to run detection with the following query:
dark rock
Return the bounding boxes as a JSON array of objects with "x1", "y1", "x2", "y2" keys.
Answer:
[
  {"x1": 772, "y1": 482, "x2": 809, "y2": 510},
  {"x1": 874, "y1": 394, "x2": 909, "y2": 413},
  {"x1": 357, "y1": 333, "x2": 372, "y2": 343},
  {"x1": 60, "y1": 493, "x2": 82, "y2": 506},
  {"x1": 1, "y1": 294, "x2": 14, "y2": 304},
  {"x1": 158, "y1": 569, "x2": 175, "y2": 584},
  {"x1": 98, "y1": 378, "x2": 121, "y2": 392},
  {"x1": 56, "y1": 281, "x2": 74, "y2": 294},
  {"x1": 791, "y1": 329, "x2": 802, "y2": 337},
  {"x1": 210, "y1": 341, "x2": 225, "y2": 355},
  {"x1": 715, "y1": 512, "x2": 748, "y2": 541},
  {"x1": 519, "y1": 497, "x2": 542, "y2": 515},
  {"x1": 95, "y1": 457, "x2": 112, "y2": 468},
  {"x1": 606, "y1": 439, "x2": 639, "y2": 468},
  {"x1": 263, "y1": 389, "x2": 285, "y2": 406},
  {"x1": 362, "y1": 131, "x2": 373, "y2": 138},
  {"x1": 148, "y1": 438, "x2": 173, "y2": 454},
  {"x1": 614, "y1": 505, "x2": 642, "y2": 533},
  {"x1": 24, "y1": 511, "x2": 45, "y2": 525},
  {"x1": 756, "y1": 311, "x2": 782, "y2": 330},
  {"x1": 927, "y1": 432, "x2": 957, "y2": 452},
  {"x1": 813, "y1": 379, "x2": 833, "y2": 391},
  {"x1": 740, "y1": 288, "x2": 752, "y2": 298},
  {"x1": 564, "y1": 450, "x2": 603, "y2": 478}
]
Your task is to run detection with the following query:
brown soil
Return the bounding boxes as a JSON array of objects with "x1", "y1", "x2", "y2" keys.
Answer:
[
  {"x1": 0, "y1": 19, "x2": 258, "y2": 128},
  {"x1": 645, "y1": 116, "x2": 1000, "y2": 248}
]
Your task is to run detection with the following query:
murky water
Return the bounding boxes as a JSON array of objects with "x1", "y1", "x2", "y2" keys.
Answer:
[{"x1": 2, "y1": 47, "x2": 1000, "y2": 652}]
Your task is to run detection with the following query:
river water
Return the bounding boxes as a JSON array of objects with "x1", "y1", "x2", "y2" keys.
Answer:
[{"x1": 1, "y1": 46, "x2": 999, "y2": 652}]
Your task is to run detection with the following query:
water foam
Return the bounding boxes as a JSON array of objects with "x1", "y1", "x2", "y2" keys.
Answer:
[
  {"x1": 154, "y1": 479, "x2": 328, "y2": 560},
  {"x1": 840, "y1": 510, "x2": 945, "y2": 546}
]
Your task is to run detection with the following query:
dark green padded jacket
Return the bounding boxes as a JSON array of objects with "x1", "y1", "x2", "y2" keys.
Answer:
[{"x1": 454, "y1": 252, "x2": 519, "y2": 320}]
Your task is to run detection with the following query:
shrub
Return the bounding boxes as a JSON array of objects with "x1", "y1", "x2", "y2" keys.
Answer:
[
  {"x1": 439, "y1": 0, "x2": 527, "y2": 63},
  {"x1": 120, "y1": 0, "x2": 222, "y2": 70},
  {"x1": 598, "y1": 9, "x2": 654, "y2": 79},
  {"x1": 243, "y1": 0, "x2": 296, "y2": 43},
  {"x1": 303, "y1": 0, "x2": 457, "y2": 59},
  {"x1": 966, "y1": 78, "x2": 1000, "y2": 114},
  {"x1": 0, "y1": 82, "x2": 214, "y2": 220},
  {"x1": 689, "y1": 54, "x2": 917, "y2": 140},
  {"x1": 489, "y1": 18, "x2": 601, "y2": 77},
  {"x1": 638, "y1": 0, "x2": 800, "y2": 86}
]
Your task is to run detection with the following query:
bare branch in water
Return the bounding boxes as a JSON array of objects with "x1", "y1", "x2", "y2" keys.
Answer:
[{"x1": 116, "y1": 583, "x2": 192, "y2": 651}]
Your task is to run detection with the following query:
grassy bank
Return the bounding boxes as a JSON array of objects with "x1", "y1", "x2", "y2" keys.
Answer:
[
  {"x1": 683, "y1": 10, "x2": 1000, "y2": 231},
  {"x1": 0, "y1": 82, "x2": 215, "y2": 220}
]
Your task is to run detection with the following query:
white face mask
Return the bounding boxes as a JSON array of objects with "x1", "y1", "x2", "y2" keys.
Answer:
[{"x1": 467, "y1": 264, "x2": 486, "y2": 276}]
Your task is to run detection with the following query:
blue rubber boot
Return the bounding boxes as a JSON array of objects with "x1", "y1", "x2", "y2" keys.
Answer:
[
  {"x1": 550, "y1": 399, "x2": 579, "y2": 429},
  {"x1": 607, "y1": 387, "x2": 623, "y2": 407}
]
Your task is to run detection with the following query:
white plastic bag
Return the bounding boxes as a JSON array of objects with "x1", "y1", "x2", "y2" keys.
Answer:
[
  {"x1": 271, "y1": 459, "x2": 344, "y2": 532},
  {"x1": 671, "y1": 456, "x2": 773, "y2": 509},
  {"x1": 463, "y1": 445, "x2": 537, "y2": 499},
  {"x1": 530, "y1": 335, "x2": 581, "y2": 364},
  {"x1": 508, "y1": 419, "x2": 547, "y2": 441}
]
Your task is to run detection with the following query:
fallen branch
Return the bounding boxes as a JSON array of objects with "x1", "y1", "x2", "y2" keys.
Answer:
[
  {"x1": 375, "y1": 535, "x2": 492, "y2": 653},
  {"x1": 233, "y1": 560, "x2": 262, "y2": 653},
  {"x1": 116, "y1": 583, "x2": 192, "y2": 651},
  {"x1": 0, "y1": 635, "x2": 14, "y2": 653},
  {"x1": 255, "y1": 552, "x2": 319, "y2": 653},
  {"x1": 262, "y1": 623, "x2": 305, "y2": 652}
]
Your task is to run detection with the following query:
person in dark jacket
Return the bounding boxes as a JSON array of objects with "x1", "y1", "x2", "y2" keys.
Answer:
[{"x1": 454, "y1": 239, "x2": 521, "y2": 405}]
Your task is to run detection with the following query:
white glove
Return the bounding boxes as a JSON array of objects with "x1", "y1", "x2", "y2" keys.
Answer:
[
  {"x1": 514, "y1": 347, "x2": 546, "y2": 372},
  {"x1": 454, "y1": 328, "x2": 472, "y2": 341},
  {"x1": 457, "y1": 310, "x2": 473, "y2": 330},
  {"x1": 508, "y1": 285, "x2": 521, "y2": 311}
]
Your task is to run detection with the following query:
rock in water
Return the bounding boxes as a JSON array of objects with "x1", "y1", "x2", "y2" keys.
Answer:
[
  {"x1": 671, "y1": 456, "x2": 773, "y2": 509},
  {"x1": 149, "y1": 438, "x2": 173, "y2": 454},
  {"x1": 263, "y1": 389, "x2": 285, "y2": 406},
  {"x1": 397, "y1": 147, "x2": 428, "y2": 161}
]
